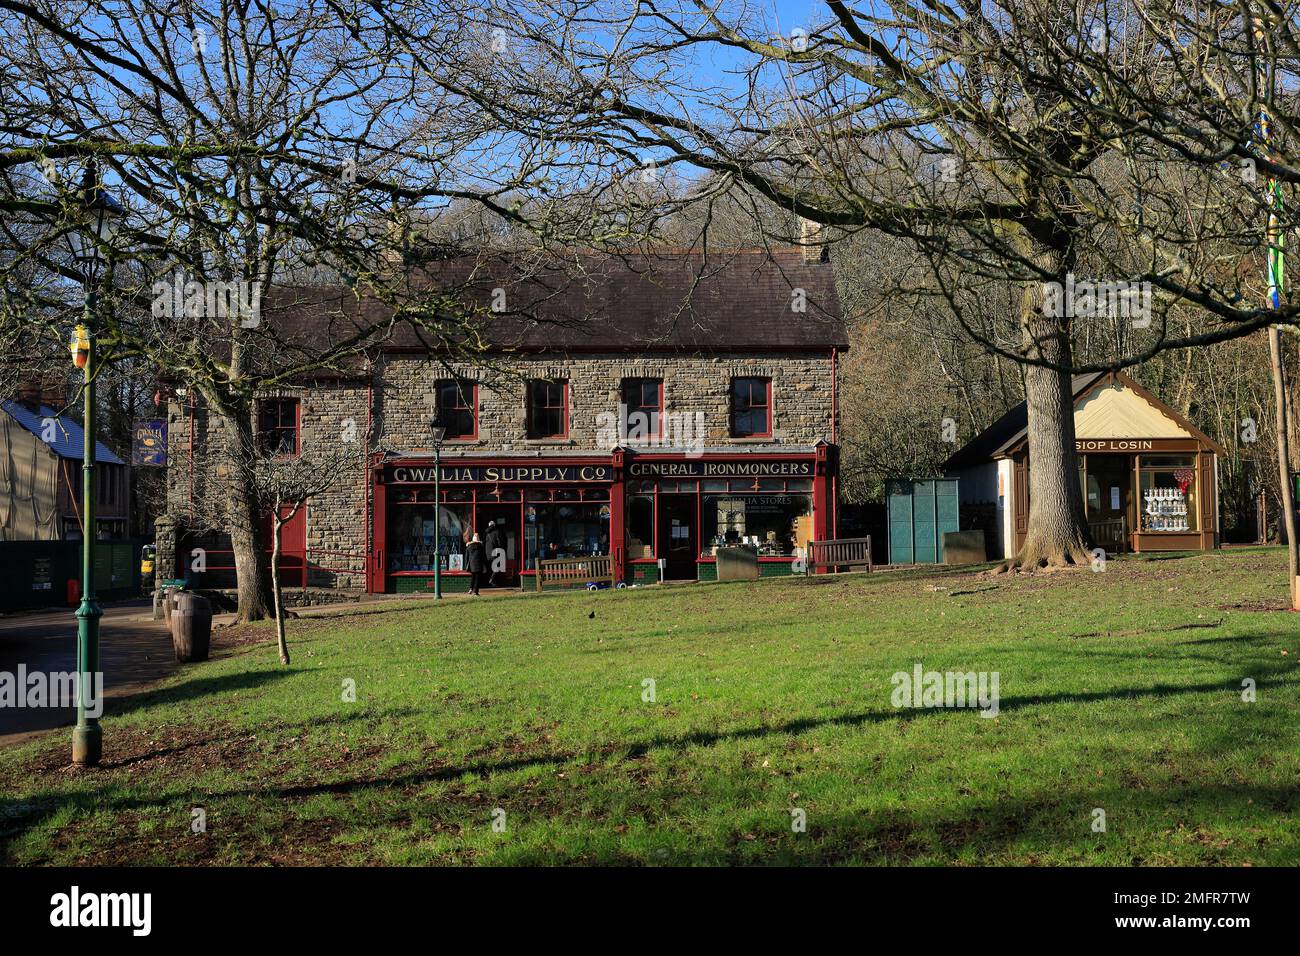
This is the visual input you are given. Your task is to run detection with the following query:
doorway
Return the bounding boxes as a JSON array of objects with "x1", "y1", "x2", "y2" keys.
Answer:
[
  {"x1": 476, "y1": 503, "x2": 520, "y2": 587},
  {"x1": 657, "y1": 494, "x2": 697, "y2": 580},
  {"x1": 261, "y1": 504, "x2": 307, "y2": 588},
  {"x1": 1084, "y1": 455, "x2": 1131, "y2": 552}
]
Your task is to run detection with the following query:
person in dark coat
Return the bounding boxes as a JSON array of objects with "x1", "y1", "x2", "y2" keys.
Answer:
[
  {"x1": 465, "y1": 533, "x2": 486, "y2": 595},
  {"x1": 484, "y1": 520, "x2": 506, "y2": 587}
]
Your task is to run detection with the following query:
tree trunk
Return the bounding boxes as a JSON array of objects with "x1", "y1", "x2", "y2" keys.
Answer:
[
  {"x1": 271, "y1": 506, "x2": 291, "y2": 665},
  {"x1": 225, "y1": 412, "x2": 273, "y2": 623},
  {"x1": 1001, "y1": 239, "x2": 1093, "y2": 570},
  {"x1": 1267, "y1": 327, "x2": 1300, "y2": 608}
]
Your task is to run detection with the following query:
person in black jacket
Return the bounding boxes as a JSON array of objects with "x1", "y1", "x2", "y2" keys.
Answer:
[
  {"x1": 484, "y1": 520, "x2": 506, "y2": 587},
  {"x1": 465, "y1": 533, "x2": 486, "y2": 596}
]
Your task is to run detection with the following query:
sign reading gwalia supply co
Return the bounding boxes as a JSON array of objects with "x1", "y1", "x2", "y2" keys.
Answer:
[
  {"x1": 388, "y1": 464, "x2": 613, "y2": 483},
  {"x1": 384, "y1": 459, "x2": 814, "y2": 483}
]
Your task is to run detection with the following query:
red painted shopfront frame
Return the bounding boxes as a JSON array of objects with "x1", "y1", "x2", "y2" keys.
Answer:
[{"x1": 366, "y1": 446, "x2": 834, "y2": 592}]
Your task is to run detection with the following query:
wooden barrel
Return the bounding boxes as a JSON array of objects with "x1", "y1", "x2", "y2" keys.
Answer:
[
  {"x1": 164, "y1": 588, "x2": 181, "y2": 617},
  {"x1": 171, "y1": 592, "x2": 212, "y2": 662}
]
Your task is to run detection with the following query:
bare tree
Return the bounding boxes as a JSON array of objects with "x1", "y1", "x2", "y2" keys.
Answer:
[
  {"x1": 249, "y1": 435, "x2": 368, "y2": 667},
  {"x1": 0, "y1": 1, "x2": 563, "y2": 619},
  {"x1": 349, "y1": 2, "x2": 1179, "y2": 567}
]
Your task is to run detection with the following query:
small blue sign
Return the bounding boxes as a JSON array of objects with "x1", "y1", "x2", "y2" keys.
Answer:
[{"x1": 132, "y1": 419, "x2": 167, "y2": 466}]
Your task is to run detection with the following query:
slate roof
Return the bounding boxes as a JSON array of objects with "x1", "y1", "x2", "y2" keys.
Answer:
[
  {"x1": 1, "y1": 400, "x2": 125, "y2": 464},
  {"x1": 263, "y1": 248, "x2": 848, "y2": 355}
]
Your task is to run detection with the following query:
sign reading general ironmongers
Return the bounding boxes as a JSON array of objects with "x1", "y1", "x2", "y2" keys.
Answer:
[
  {"x1": 628, "y1": 460, "x2": 813, "y2": 478},
  {"x1": 388, "y1": 464, "x2": 612, "y2": 483}
]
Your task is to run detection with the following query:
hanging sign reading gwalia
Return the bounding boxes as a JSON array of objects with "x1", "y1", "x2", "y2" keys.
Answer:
[{"x1": 132, "y1": 420, "x2": 167, "y2": 466}]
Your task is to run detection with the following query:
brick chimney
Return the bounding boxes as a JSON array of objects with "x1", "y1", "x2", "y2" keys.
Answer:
[
  {"x1": 381, "y1": 213, "x2": 411, "y2": 273},
  {"x1": 15, "y1": 377, "x2": 67, "y2": 411},
  {"x1": 799, "y1": 217, "x2": 829, "y2": 263}
]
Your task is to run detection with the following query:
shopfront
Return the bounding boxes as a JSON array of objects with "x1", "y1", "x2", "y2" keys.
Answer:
[
  {"x1": 946, "y1": 372, "x2": 1224, "y2": 558},
  {"x1": 1074, "y1": 438, "x2": 1219, "y2": 552},
  {"x1": 373, "y1": 457, "x2": 615, "y2": 593},
  {"x1": 624, "y1": 446, "x2": 834, "y2": 584},
  {"x1": 370, "y1": 444, "x2": 836, "y2": 592}
]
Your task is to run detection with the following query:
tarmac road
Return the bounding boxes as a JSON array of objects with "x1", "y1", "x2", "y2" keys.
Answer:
[{"x1": 0, "y1": 599, "x2": 177, "y2": 746}]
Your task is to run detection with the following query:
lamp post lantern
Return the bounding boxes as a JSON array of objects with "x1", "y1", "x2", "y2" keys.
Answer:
[
  {"x1": 67, "y1": 163, "x2": 124, "y2": 767},
  {"x1": 430, "y1": 422, "x2": 446, "y2": 599}
]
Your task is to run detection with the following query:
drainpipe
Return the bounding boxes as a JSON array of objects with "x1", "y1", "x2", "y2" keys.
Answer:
[
  {"x1": 187, "y1": 389, "x2": 194, "y2": 520},
  {"x1": 365, "y1": 370, "x2": 373, "y2": 591},
  {"x1": 831, "y1": 347, "x2": 840, "y2": 539}
]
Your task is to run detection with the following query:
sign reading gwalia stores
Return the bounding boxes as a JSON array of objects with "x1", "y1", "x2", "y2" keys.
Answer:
[{"x1": 384, "y1": 459, "x2": 814, "y2": 483}]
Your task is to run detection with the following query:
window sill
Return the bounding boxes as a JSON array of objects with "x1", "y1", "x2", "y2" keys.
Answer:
[{"x1": 523, "y1": 438, "x2": 573, "y2": 446}]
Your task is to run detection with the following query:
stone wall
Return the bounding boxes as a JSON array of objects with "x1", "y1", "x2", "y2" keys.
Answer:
[
  {"x1": 158, "y1": 350, "x2": 838, "y2": 590},
  {"x1": 375, "y1": 351, "x2": 836, "y2": 451},
  {"x1": 159, "y1": 382, "x2": 370, "y2": 590}
]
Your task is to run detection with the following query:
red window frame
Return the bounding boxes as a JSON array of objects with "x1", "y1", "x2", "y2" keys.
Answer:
[
  {"x1": 730, "y1": 377, "x2": 772, "y2": 438},
  {"x1": 258, "y1": 398, "x2": 300, "y2": 456},
  {"x1": 435, "y1": 379, "x2": 478, "y2": 440},
  {"x1": 621, "y1": 378, "x2": 663, "y2": 439},
  {"x1": 526, "y1": 379, "x2": 568, "y2": 439}
]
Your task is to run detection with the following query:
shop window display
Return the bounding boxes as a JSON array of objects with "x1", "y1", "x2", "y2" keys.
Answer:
[
  {"x1": 1139, "y1": 455, "x2": 1198, "y2": 532},
  {"x1": 700, "y1": 494, "x2": 812, "y2": 556},
  {"x1": 626, "y1": 495, "x2": 654, "y2": 559},
  {"x1": 524, "y1": 502, "x2": 610, "y2": 568},
  {"x1": 389, "y1": 503, "x2": 471, "y2": 571}
]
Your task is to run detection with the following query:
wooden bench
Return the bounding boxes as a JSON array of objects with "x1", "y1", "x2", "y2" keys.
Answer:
[
  {"x1": 1088, "y1": 517, "x2": 1128, "y2": 554},
  {"x1": 805, "y1": 537, "x2": 873, "y2": 575},
  {"x1": 535, "y1": 554, "x2": 615, "y2": 591}
]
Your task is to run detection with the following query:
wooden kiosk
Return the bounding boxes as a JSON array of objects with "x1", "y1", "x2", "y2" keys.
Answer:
[{"x1": 945, "y1": 371, "x2": 1225, "y2": 558}]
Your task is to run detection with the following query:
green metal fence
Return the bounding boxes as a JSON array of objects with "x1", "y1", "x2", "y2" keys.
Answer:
[{"x1": 0, "y1": 539, "x2": 143, "y2": 611}]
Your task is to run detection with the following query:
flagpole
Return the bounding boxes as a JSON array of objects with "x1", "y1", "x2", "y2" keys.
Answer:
[{"x1": 1252, "y1": 13, "x2": 1300, "y2": 608}]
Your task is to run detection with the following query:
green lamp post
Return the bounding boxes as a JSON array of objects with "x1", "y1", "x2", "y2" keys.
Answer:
[
  {"x1": 68, "y1": 164, "x2": 124, "y2": 767},
  {"x1": 430, "y1": 421, "x2": 446, "y2": 599}
]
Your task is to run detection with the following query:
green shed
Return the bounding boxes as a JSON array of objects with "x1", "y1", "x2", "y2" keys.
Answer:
[{"x1": 887, "y1": 478, "x2": 960, "y2": 565}]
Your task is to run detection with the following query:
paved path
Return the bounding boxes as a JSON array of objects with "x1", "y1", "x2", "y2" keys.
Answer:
[{"x1": 0, "y1": 600, "x2": 178, "y2": 746}]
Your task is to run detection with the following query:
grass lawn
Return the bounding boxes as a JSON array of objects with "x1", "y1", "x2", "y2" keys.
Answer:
[{"x1": 2, "y1": 547, "x2": 1298, "y2": 866}]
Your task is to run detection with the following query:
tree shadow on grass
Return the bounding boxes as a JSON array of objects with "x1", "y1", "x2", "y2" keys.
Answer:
[
  {"x1": 101, "y1": 667, "x2": 293, "y2": 721},
  {"x1": 99, "y1": 706, "x2": 427, "y2": 771},
  {"x1": 0, "y1": 704, "x2": 427, "y2": 859},
  {"x1": 4, "y1": 671, "x2": 1290, "y2": 859},
  {"x1": 492, "y1": 780, "x2": 1300, "y2": 866}
]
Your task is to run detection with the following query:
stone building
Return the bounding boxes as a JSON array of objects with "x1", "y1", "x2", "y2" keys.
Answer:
[{"x1": 157, "y1": 248, "x2": 849, "y2": 592}]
